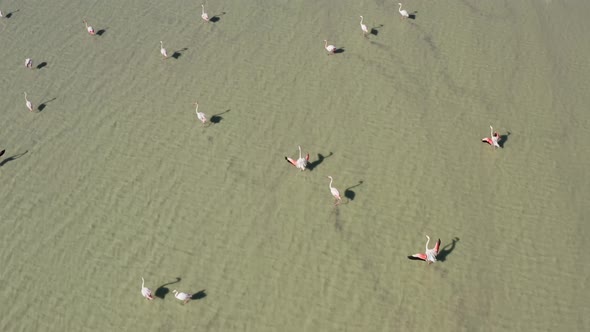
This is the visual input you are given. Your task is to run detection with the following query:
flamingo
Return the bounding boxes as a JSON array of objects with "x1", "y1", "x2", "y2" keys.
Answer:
[
  {"x1": 193, "y1": 102, "x2": 207, "y2": 125},
  {"x1": 24, "y1": 92, "x2": 33, "y2": 112},
  {"x1": 482, "y1": 125, "x2": 501, "y2": 148},
  {"x1": 201, "y1": 4, "x2": 210, "y2": 22},
  {"x1": 141, "y1": 277, "x2": 154, "y2": 300},
  {"x1": 324, "y1": 40, "x2": 336, "y2": 55},
  {"x1": 25, "y1": 58, "x2": 33, "y2": 68},
  {"x1": 398, "y1": 3, "x2": 410, "y2": 19},
  {"x1": 409, "y1": 235, "x2": 441, "y2": 264},
  {"x1": 285, "y1": 146, "x2": 310, "y2": 171},
  {"x1": 160, "y1": 41, "x2": 168, "y2": 59},
  {"x1": 360, "y1": 16, "x2": 369, "y2": 36},
  {"x1": 0, "y1": 10, "x2": 3, "y2": 18},
  {"x1": 83, "y1": 20, "x2": 95, "y2": 35},
  {"x1": 327, "y1": 176, "x2": 342, "y2": 205},
  {"x1": 172, "y1": 289, "x2": 192, "y2": 304}
]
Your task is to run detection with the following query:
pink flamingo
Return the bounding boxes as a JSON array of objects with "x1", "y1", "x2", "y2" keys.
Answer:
[
  {"x1": 327, "y1": 176, "x2": 342, "y2": 205},
  {"x1": 201, "y1": 4, "x2": 210, "y2": 22},
  {"x1": 25, "y1": 58, "x2": 33, "y2": 68},
  {"x1": 409, "y1": 235, "x2": 441, "y2": 264},
  {"x1": 83, "y1": 20, "x2": 95, "y2": 35},
  {"x1": 398, "y1": 3, "x2": 410, "y2": 19},
  {"x1": 141, "y1": 277, "x2": 154, "y2": 300},
  {"x1": 360, "y1": 16, "x2": 369, "y2": 36},
  {"x1": 193, "y1": 102, "x2": 207, "y2": 125},
  {"x1": 324, "y1": 40, "x2": 336, "y2": 55},
  {"x1": 172, "y1": 290, "x2": 192, "y2": 304},
  {"x1": 482, "y1": 125, "x2": 501, "y2": 148},
  {"x1": 24, "y1": 92, "x2": 33, "y2": 112},
  {"x1": 285, "y1": 146, "x2": 310, "y2": 171}
]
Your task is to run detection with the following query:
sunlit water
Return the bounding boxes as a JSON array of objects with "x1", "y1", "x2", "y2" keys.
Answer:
[{"x1": 0, "y1": 1, "x2": 588, "y2": 331}]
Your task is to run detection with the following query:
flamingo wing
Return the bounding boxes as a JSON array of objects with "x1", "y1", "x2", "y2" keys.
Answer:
[
  {"x1": 434, "y1": 239, "x2": 441, "y2": 254},
  {"x1": 482, "y1": 137, "x2": 492, "y2": 145},
  {"x1": 408, "y1": 253, "x2": 427, "y2": 261},
  {"x1": 285, "y1": 157, "x2": 297, "y2": 167},
  {"x1": 305, "y1": 153, "x2": 310, "y2": 162}
]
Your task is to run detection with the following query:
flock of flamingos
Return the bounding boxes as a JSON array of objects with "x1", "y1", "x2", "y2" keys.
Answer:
[{"x1": 3, "y1": 1, "x2": 503, "y2": 305}]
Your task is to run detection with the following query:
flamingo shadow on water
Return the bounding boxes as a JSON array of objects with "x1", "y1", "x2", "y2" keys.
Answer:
[
  {"x1": 307, "y1": 151, "x2": 333, "y2": 171},
  {"x1": 36, "y1": 62, "x2": 47, "y2": 70},
  {"x1": 191, "y1": 289, "x2": 207, "y2": 300},
  {"x1": 370, "y1": 24, "x2": 383, "y2": 36},
  {"x1": 96, "y1": 28, "x2": 107, "y2": 36},
  {"x1": 436, "y1": 237, "x2": 459, "y2": 262},
  {"x1": 344, "y1": 180, "x2": 364, "y2": 202},
  {"x1": 209, "y1": 11, "x2": 226, "y2": 23},
  {"x1": 155, "y1": 277, "x2": 181, "y2": 299},
  {"x1": 333, "y1": 47, "x2": 345, "y2": 54},
  {"x1": 210, "y1": 109, "x2": 230, "y2": 124},
  {"x1": 0, "y1": 150, "x2": 28, "y2": 167},
  {"x1": 37, "y1": 97, "x2": 57, "y2": 112},
  {"x1": 499, "y1": 131, "x2": 511, "y2": 148},
  {"x1": 409, "y1": 11, "x2": 418, "y2": 20},
  {"x1": 4, "y1": 9, "x2": 19, "y2": 19},
  {"x1": 172, "y1": 48, "x2": 188, "y2": 59}
]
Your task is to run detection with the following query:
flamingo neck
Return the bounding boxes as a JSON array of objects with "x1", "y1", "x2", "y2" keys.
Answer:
[
  {"x1": 329, "y1": 177, "x2": 333, "y2": 188},
  {"x1": 425, "y1": 236, "x2": 430, "y2": 251}
]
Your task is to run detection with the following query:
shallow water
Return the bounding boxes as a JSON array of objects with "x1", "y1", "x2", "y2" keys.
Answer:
[{"x1": 0, "y1": 0, "x2": 588, "y2": 331}]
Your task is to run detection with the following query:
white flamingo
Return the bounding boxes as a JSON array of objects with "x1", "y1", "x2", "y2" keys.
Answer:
[
  {"x1": 409, "y1": 235, "x2": 441, "y2": 264},
  {"x1": 25, "y1": 58, "x2": 33, "y2": 68},
  {"x1": 201, "y1": 4, "x2": 210, "y2": 22},
  {"x1": 324, "y1": 40, "x2": 336, "y2": 55},
  {"x1": 172, "y1": 289, "x2": 192, "y2": 304},
  {"x1": 285, "y1": 146, "x2": 310, "y2": 171},
  {"x1": 193, "y1": 102, "x2": 207, "y2": 125},
  {"x1": 482, "y1": 125, "x2": 501, "y2": 148},
  {"x1": 141, "y1": 277, "x2": 154, "y2": 300},
  {"x1": 398, "y1": 3, "x2": 409, "y2": 19},
  {"x1": 360, "y1": 16, "x2": 369, "y2": 36},
  {"x1": 327, "y1": 176, "x2": 342, "y2": 205},
  {"x1": 83, "y1": 20, "x2": 95, "y2": 35},
  {"x1": 24, "y1": 92, "x2": 33, "y2": 112},
  {"x1": 160, "y1": 41, "x2": 168, "y2": 59},
  {"x1": 0, "y1": 10, "x2": 3, "y2": 18}
]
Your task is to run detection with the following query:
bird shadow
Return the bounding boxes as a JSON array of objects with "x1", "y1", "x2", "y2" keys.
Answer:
[
  {"x1": 172, "y1": 48, "x2": 188, "y2": 59},
  {"x1": 96, "y1": 28, "x2": 107, "y2": 36},
  {"x1": 344, "y1": 180, "x2": 364, "y2": 202},
  {"x1": 499, "y1": 131, "x2": 511, "y2": 148},
  {"x1": 36, "y1": 62, "x2": 47, "y2": 70},
  {"x1": 409, "y1": 12, "x2": 418, "y2": 20},
  {"x1": 437, "y1": 237, "x2": 459, "y2": 262},
  {"x1": 37, "y1": 97, "x2": 57, "y2": 112},
  {"x1": 191, "y1": 290, "x2": 207, "y2": 300},
  {"x1": 210, "y1": 11, "x2": 226, "y2": 23},
  {"x1": 210, "y1": 109, "x2": 231, "y2": 124},
  {"x1": 370, "y1": 24, "x2": 383, "y2": 36},
  {"x1": 5, "y1": 9, "x2": 19, "y2": 19},
  {"x1": 155, "y1": 277, "x2": 181, "y2": 299},
  {"x1": 0, "y1": 150, "x2": 28, "y2": 167},
  {"x1": 307, "y1": 151, "x2": 334, "y2": 171},
  {"x1": 334, "y1": 47, "x2": 345, "y2": 54}
]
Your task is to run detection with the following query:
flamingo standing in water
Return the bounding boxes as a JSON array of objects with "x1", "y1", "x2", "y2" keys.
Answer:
[
  {"x1": 398, "y1": 3, "x2": 410, "y2": 19},
  {"x1": 409, "y1": 235, "x2": 441, "y2": 264},
  {"x1": 285, "y1": 146, "x2": 310, "y2": 171},
  {"x1": 482, "y1": 125, "x2": 501, "y2": 148},
  {"x1": 24, "y1": 92, "x2": 33, "y2": 112},
  {"x1": 201, "y1": 4, "x2": 210, "y2": 22},
  {"x1": 360, "y1": 16, "x2": 369, "y2": 36},
  {"x1": 25, "y1": 58, "x2": 33, "y2": 68},
  {"x1": 193, "y1": 102, "x2": 207, "y2": 125},
  {"x1": 327, "y1": 176, "x2": 342, "y2": 205},
  {"x1": 83, "y1": 20, "x2": 95, "y2": 35},
  {"x1": 141, "y1": 277, "x2": 154, "y2": 300},
  {"x1": 160, "y1": 41, "x2": 168, "y2": 59},
  {"x1": 172, "y1": 290, "x2": 192, "y2": 304},
  {"x1": 324, "y1": 40, "x2": 336, "y2": 55}
]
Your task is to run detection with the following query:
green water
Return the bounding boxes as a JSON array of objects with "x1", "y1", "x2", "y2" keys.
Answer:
[{"x1": 0, "y1": 0, "x2": 588, "y2": 331}]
